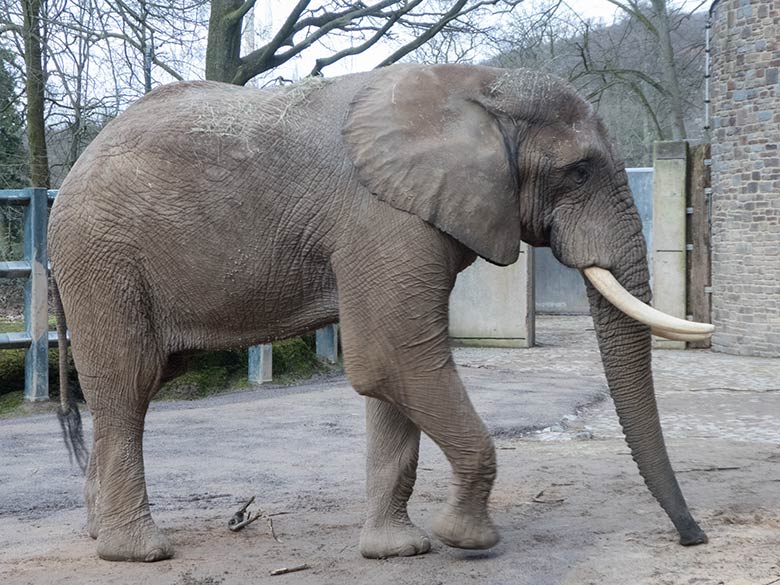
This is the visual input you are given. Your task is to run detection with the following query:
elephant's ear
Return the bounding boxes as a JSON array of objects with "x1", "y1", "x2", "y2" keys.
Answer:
[{"x1": 343, "y1": 65, "x2": 520, "y2": 266}]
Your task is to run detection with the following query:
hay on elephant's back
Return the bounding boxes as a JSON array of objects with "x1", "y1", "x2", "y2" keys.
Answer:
[{"x1": 273, "y1": 76, "x2": 330, "y2": 126}]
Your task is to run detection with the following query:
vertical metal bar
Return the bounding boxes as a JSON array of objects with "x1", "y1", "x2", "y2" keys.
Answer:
[
  {"x1": 315, "y1": 325, "x2": 339, "y2": 363},
  {"x1": 248, "y1": 344, "x2": 272, "y2": 384},
  {"x1": 23, "y1": 187, "x2": 49, "y2": 401}
]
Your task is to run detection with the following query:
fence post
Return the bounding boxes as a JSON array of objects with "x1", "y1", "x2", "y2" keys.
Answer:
[
  {"x1": 316, "y1": 325, "x2": 338, "y2": 364},
  {"x1": 248, "y1": 344, "x2": 272, "y2": 384},
  {"x1": 687, "y1": 144, "x2": 712, "y2": 348},
  {"x1": 23, "y1": 187, "x2": 49, "y2": 401}
]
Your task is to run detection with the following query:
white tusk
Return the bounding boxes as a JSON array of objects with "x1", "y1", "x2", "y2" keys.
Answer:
[
  {"x1": 650, "y1": 328, "x2": 712, "y2": 342},
  {"x1": 583, "y1": 267, "x2": 714, "y2": 338}
]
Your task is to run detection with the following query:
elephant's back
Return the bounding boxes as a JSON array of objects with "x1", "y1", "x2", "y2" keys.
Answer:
[
  {"x1": 48, "y1": 71, "x2": 383, "y2": 274},
  {"x1": 53, "y1": 76, "x2": 368, "y2": 210}
]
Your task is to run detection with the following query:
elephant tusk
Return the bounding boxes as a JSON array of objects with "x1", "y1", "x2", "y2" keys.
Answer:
[
  {"x1": 583, "y1": 267, "x2": 714, "y2": 340},
  {"x1": 650, "y1": 328, "x2": 712, "y2": 342}
]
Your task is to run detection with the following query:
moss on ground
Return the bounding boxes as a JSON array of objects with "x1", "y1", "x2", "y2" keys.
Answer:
[{"x1": 0, "y1": 390, "x2": 23, "y2": 415}]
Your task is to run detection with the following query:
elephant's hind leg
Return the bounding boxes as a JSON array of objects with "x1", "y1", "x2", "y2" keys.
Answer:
[
  {"x1": 360, "y1": 398, "x2": 430, "y2": 558},
  {"x1": 76, "y1": 333, "x2": 172, "y2": 562}
]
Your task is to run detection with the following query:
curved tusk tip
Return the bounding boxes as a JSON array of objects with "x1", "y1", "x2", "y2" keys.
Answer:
[
  {"x1": 583, "y1": 267, "x2": 716, "y2": 337},
  {"x1": 651, "y1": 327, "x2": 714, "y2": 342}
]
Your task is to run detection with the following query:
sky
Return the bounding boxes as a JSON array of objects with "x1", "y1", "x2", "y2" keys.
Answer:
[{"x1": 251, "y1": 0, "x2": 708, "y2": 83}]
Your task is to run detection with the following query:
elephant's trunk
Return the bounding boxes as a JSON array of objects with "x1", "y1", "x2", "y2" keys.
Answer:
[{"x1": 583, "y1": 269, "x2": 708, "y2": 545}]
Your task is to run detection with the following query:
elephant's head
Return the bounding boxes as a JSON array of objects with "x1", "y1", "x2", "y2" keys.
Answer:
[{"x1": 345, "y1": 64, "x2": 711, "y2": 544}]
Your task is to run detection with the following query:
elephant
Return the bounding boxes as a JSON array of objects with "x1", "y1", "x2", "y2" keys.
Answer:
[{"x1": 48, "y1": 63, "x2": 714, "y2": 563}]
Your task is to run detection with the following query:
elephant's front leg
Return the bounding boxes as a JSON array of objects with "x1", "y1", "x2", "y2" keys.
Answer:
[
  {"x1": 360, "y1": 398, "x2": 430, "y2": 558},
  {"x1": 333, "y1": 215, "x2": 499, "y2": 554}
]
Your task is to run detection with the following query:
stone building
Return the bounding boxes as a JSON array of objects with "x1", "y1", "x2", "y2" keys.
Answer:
[{"x1": 709, "y1": 0, "x2": 780, "y2": 357}]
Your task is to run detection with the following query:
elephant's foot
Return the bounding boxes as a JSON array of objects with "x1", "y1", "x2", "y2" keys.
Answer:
[
  {"x1": 360, "y1": 518, "x2": 431, "y2": 559},
  {"x1": 97, "y1": 516, "x2": 173, "y2": 562},
  {"x1": 432, "y1": 503, "x2": 499, "y2": 550}
]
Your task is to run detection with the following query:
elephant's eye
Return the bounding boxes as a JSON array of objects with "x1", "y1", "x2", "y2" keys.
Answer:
[{"x1": 569, "y1": 162, "x2": 592, "y2": 187}]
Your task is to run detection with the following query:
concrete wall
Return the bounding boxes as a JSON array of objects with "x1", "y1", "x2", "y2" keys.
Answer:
[
  {"x1": 710, "y1": 0, "x2": 780, "y2": 357},
  {"x1": 449, "y1": 244, "x2": 534, "y2": 348},
  {"x1": 652, "y1": 142, "x2": 688, "y2": 349}
]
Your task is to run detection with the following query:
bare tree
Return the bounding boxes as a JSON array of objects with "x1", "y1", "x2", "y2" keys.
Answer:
[
  {"x1": 20, "y1": 0, "x2": 50, "y2": 188},
  {"x1": 205, "y1": 0, "x2": 525, "y2": 85},
  {"x1": 603, "y1": 0, "x2": 705, "y2": 140},
  {"x1": 493, "y1": 0, "x2": 706, "y2": 165}
]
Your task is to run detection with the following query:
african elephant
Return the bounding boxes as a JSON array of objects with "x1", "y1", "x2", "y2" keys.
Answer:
[{"x1": 48, "y1": 63, "x2": 713, "y2": 562}]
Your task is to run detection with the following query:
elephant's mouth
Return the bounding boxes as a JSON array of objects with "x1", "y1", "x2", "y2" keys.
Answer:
[{"x1": 583, "y1": 267, "x2": 714, "y2": 342}]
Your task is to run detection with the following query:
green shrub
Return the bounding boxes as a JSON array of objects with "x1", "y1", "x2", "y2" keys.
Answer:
[{"x1": 155, "y1": 349, "x2": 246, "y2": 401}]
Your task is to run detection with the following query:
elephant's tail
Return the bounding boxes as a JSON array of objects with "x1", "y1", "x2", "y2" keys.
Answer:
[{"x1": 52, "y1": 277, "x2": 89, "y2": 474}]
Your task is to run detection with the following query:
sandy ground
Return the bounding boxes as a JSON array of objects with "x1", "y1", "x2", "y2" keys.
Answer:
[{"x1": 0, "y1": 316, "x2": 778, "y2": 585}]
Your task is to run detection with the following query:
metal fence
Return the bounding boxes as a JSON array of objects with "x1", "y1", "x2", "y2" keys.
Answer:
[
  {"x1": 0, "y1": 188, "x2": 339, "y2": 401},
  {"x1": 0, "y1": 188, "x2": 59, "y2": 401}
]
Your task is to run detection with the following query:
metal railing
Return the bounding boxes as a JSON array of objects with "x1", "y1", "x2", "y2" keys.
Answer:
[
  {"x1": 0, "y1": 188, "x2": 58, "y2": 401},
  {"x1": 0, "y1": 188, "x2": 339, "y2": 402}
]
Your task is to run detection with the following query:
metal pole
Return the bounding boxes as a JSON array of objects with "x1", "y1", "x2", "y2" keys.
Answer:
[
  {"x1": 23, "y1": 187, "x2": 49, "y2": 401},
  {"x1": 316, "y1": 325, "x2": 339, "y2": 364},
  {"x1": 248, "y1": 344, "x2": 273, "y2": 384}
]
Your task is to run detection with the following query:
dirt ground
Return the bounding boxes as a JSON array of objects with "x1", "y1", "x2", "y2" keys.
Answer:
[{"x1": 1, "y1": 316, "x2": 778, "y2": 585}]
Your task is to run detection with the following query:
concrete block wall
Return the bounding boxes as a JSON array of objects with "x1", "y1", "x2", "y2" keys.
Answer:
[
  {"x1": 652, "y1": 142, "x2": 688, "y2": 350},
  {"x1": 710, "y1": 0, "x2": 780, "y2": 357},
  {"x1": 449, "y1": 244, "x2": 534, "y2": 348}
]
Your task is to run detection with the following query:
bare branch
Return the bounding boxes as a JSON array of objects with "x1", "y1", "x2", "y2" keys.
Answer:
[
  {"x1": 309, "y1": 1, "x2": 423, "y2": 76},
  {"x1": 227, "y1": 0, "x2": 258, "y2": 26},
  {"x1": 375, "y1": 0, "x2": 470, "y2": 67},
  {"x1": 603, "y1": 0, "x2": 658, "y2": 38}
]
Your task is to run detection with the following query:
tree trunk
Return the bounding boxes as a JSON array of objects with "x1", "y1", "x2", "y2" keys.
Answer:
[
  {"x1": 205, "y1": 0, "x2": 244, "y2": 83},
  {"x1": 651, "y1": 0, "x2": 687, "y2": 140},
  {"x1": 22, "y1": 0, "x2": 50, "y2": 188}
]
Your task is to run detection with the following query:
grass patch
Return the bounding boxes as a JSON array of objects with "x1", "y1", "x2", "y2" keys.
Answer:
[{"x1": 0, "y1": 390, "x2": 23, "y2": 415}]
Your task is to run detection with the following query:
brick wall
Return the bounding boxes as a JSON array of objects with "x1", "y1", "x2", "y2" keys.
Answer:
[{"x1": 710, "y1": 0, "x2": 780, "y2": 357}]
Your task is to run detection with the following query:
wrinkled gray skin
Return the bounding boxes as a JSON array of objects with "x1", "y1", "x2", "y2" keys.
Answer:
[{"x1": 48, "y1": 64, "x2": 706, "y2": 563}]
